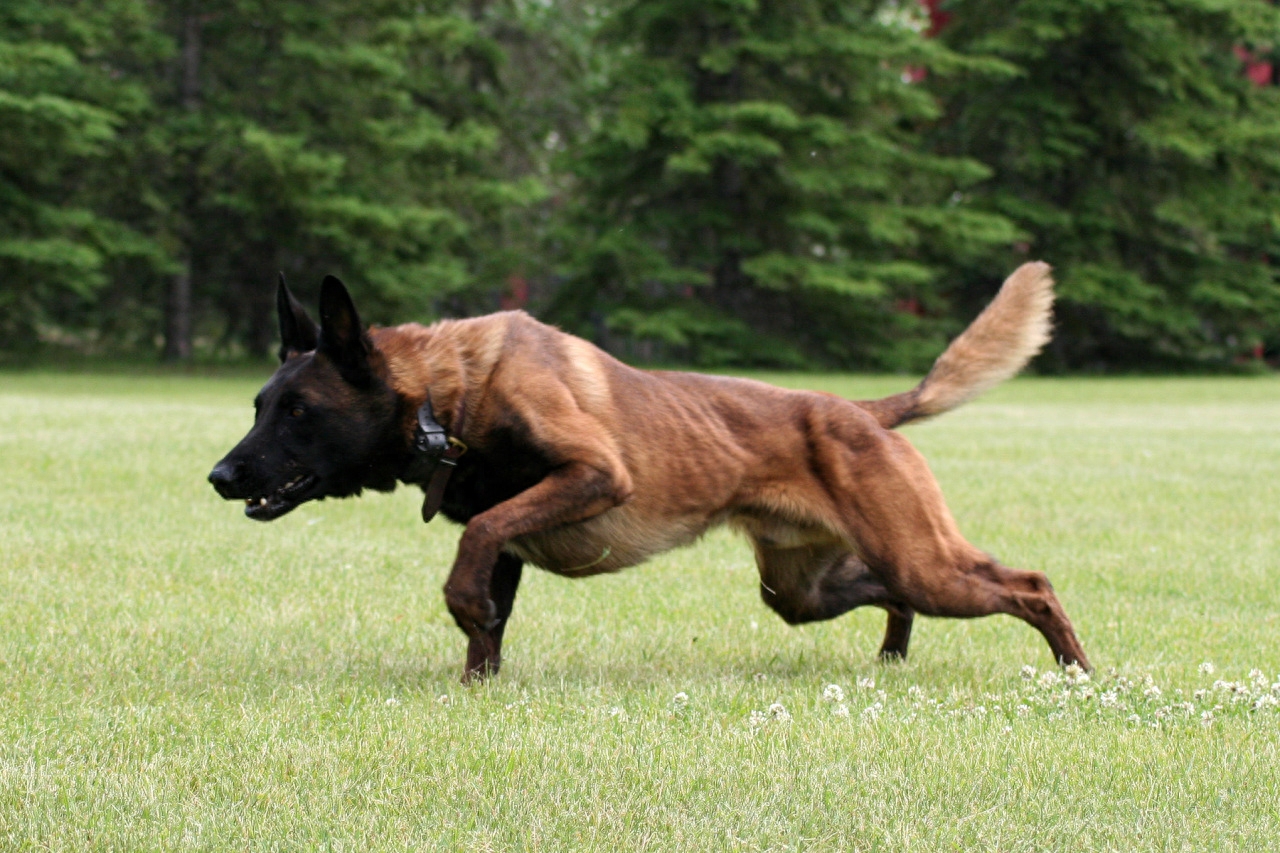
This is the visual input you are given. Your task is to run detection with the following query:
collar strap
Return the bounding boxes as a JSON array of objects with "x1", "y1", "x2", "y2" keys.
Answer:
[{"x1": 410, "y1": 392, "x2": 467, "y2": 523}]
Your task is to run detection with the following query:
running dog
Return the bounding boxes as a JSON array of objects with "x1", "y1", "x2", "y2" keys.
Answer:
[{"x1": 209, "y1": 263, "x2": 1090, "y2": 681}]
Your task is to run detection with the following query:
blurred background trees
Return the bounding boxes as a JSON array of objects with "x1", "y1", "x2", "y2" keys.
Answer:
[{"x1": 3, "y1": 0, "x2": 1279, "y2": 370}]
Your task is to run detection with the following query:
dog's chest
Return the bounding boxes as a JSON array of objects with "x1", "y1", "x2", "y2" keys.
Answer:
[{"x1": 507, "y1": 507, "x2": 708, "y2": 577}]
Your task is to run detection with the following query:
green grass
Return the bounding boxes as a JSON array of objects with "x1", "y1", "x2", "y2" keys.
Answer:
[{"x1": 1, "y1": 370, "x2": 1278, "y2": 850}]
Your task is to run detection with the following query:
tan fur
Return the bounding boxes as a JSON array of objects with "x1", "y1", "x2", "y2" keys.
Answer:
[
  {"x1": 856, "y1": 262, "x2": 1055, "y2": 428},
  {"x1": 372, "y1": 263, "x2": 1088, "y2": 680}
]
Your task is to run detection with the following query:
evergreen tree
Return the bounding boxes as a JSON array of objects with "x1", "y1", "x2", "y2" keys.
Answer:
[
  {"x1": 932, "y1": 0, "x2": 1280, "y2": 368},
  {"x1": 556, "y1": 0, "x2": 1017, "y2": 368},
  {"x1": 104, "y1": 0, "x2": 545, "y2": 359},
  {"x1": 0, "y1": 0, "x2": 163, "y2": 350}
]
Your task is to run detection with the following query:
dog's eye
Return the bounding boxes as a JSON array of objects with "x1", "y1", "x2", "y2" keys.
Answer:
[{"x1": 289, "y1": 406, "x2": 305, "y2": 418}]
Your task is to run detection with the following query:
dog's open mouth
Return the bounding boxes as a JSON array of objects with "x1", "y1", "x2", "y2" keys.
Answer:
[{"x1": 243, "y1": 473, "x2": 318, "y2": 521}]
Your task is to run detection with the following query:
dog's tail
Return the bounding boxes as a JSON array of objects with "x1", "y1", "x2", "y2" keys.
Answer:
[{"x1": 857, "y1": 262, "x2": 1054, "y2": 429}]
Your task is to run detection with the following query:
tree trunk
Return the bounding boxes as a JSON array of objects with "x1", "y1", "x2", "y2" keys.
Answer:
[
  {"x1": 162, "y1": 9, "x2": 202, "y2": 362},
  {"x1": 163, "y1": 260, "x2": 193, "y2": 361}
]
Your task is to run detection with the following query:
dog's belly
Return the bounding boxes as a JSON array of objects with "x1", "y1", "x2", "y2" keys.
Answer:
[{"x1": 507, "y1": 506, "x2": 713, "y2": 577}]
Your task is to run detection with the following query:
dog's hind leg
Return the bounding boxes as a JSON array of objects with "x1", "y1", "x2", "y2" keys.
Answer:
[
  {"x1": 463, "y1": 553, "x2": 523, "y2": 683},
  {"x1": 753, "y1": 538, "x2": 916, "y2": 662},
  {"x1": 818, "y1": 425, "x2": 1090, "y2": 669}
]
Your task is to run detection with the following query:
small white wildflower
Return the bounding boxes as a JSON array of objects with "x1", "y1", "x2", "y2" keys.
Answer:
[
  {"x1": 1127, "y1": 714, "x2": 1142, "y2": 725},
  {"x1": 1193, "y1": 689, "x2": 1208, "y2": 701},
  {"x1": 862, "y1": 702, "x2": 882, "y2": 721},
  {"x1": 1064, "y1": 663, "x2": 1084, "y2": 680},
  {"x1": 822, "y1": 684, "x2": 845, "y2": 704},
  {"x1": 1038, "y1": 671, "x2": 1061, "y2": 689},
  {"x1": 907, "y1": 685, "x2": 925, "y2": 699},
  {"x1": 384, "y1": 697, "x2": 400, "y2": 707},
  {"x1": 1003, "y1": 725, "x2": 1013, "y2": 734},
  {"x1": 832, "y1": 703, "x2": 850, "y2": 718},
  {"x1": 607, "y1": 706, "x2": 628, "y2": 720},
  {"x1": 1143, "y1": 685, "x2": 1162, "y2": 699},
  {"x1": 1252, "y1": 694, "x2": 1279, "y2": 712},
  {"x1": 1201, "y1": 710, "x2": 1215, "y2": 726},
  {"x1": 753, "y1": 672, "x2": 768, "y2": 683},
  {"x1": 1100, "y1": 691, "x2": 1119, "y2": 708},
  {"x1": 1016, "y1": 704, "x2": 1031, "y2": 717},
  {"x1": 1249, "y1": 669, "x2": 1267, "y2": 687},
  {"x1": 768, "y1": 703, "x2": 791, "y2": 722},
  {"x1": 672, "y1": 692, "x2": 689, "y2": 711},
  {"x1": 1020, "y1": 665, "x2": 1037, "y2": 681},
  {"x1": 437, "y1": 694, "x2": 451, "y2": 705},
  {"x1": 1199, "y1": 662, "x2": 1216, "y2": 675},
  {"x1": 856, "y1": 677, "x2": 876, "y2": 691},
  {"x1": 748, "y1": 710, "x2": 768, "y2": 728}
]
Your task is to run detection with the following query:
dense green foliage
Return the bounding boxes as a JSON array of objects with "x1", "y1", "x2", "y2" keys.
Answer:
[
  {"x1": 3, "y1": 0, "x2": 1280, "y2": 369},
  {"x1": 932, "y1": 0, "x2": 1280, "y2": 369}
]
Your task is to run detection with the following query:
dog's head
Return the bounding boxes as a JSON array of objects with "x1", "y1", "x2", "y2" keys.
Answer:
[{"x1": 208, "y1": 275, "x2": 406, "y2": 520}]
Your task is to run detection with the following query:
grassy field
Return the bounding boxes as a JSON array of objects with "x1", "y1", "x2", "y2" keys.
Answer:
[{"x1": 1, "y1": 370, "x2": 1278, "y2": 850}]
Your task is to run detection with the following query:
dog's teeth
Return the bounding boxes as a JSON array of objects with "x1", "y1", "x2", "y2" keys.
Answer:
[{"x1": 259, "y1": 497, "x2": 267, "y2": 506}]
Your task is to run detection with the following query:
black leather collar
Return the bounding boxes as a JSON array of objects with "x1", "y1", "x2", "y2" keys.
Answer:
[{"x1": 404, "y1": 392, "x2": 466, "y2": 522}]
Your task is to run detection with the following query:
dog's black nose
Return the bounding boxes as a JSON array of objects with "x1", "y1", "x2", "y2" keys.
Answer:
[{"x1": 208, "y1": 459, "x2": 243, "y2": 498}]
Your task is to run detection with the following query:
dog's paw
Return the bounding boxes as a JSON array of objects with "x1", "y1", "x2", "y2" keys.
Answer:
[{"x1": 445, "y1": 587, "x2": 498, "y2": 637}]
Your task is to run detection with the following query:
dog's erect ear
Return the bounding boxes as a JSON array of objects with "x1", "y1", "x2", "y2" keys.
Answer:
[
  {"x1": 276, "y1": 273, "x2": 319, "y2": 362},
  {"x1": 317, "y1": 274, "x2": 373, "y2": 382}
]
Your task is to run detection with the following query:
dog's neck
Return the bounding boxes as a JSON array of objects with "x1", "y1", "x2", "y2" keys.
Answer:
[{"x1": 370, "y1": 314, "x2": 512, "y2": 447}]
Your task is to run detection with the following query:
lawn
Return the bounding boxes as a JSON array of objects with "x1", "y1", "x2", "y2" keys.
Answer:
[{"x1": 1, "y1": 370, "x2": 1278, "y2": 850}]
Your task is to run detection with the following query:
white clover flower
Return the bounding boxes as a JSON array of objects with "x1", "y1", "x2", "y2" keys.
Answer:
[
  {"x1": 856, "y1": 677, "x2": 876, "y2": 691},
  {"x1": 822, "y1": 684, "x2": 845, "y2": 704},
  {"x1": 1251, "y1": 694, "x2": 1279, "y2": 712},
  {"x1": 907, "y1": 685, "x2": 925, "y2": 699},
  {"x1": 1127, "y1": 714, "x2": 1142, "y2": 725},
  {"x1": 862, "y1": 702, "x2": 882, "y2": 721},
  {"x1": 1020, "y1": 665, "x2": 1037, "y2": 681},
  {"x1": 1249, "y1": 669, "x2": 1267, "y2": 687},
  {"x1": 672, "y1": 692, "x2": 689, "y2": 710},
  {"x1": 1016, "y1": 704, "x2": 1031, "y2": 717},
  {"x1": 1038, "y1": 671, "x2": 1061, "y2": 689},
  {"x1": 1193, "y1": 689, "x2": 1208, "y2": 701},
  {"x1": 1143, "y1": 685, "x2": 1162, "y2": 699},
  {"x1": 1199, "y1": 662, "x2": 1216, "y2": 675},
  {"x1": 1100, "y1": 691, "x2": 1119, "y2": 708},
  {"x1": 608, "y1": 706, "x2": 628, "y2": 720},
  {"x1": 768, "y1": 703, "x2": 791, "y2": 722},
  {"x1": 1201, "y1": 710, "x2": 1215, "y2": 726},
  {"x1": 437, "y1": 694, "x2": 451, "y2": 705},
  {"x1": 833, "y1": 704, "x2": 850, "y2": 718},
  {"x1": 753, "y1": 672, "x2": 768, "y2": 683},
  {"x1": 748, "y1": 710, "x2": 768, "y2": 728},
  {"x1": 1064, "y1": 663, "x2": 1084, "y2": 679},
  {"x1": 384, "y1": 697, "x2": 400, "y2": 707}
]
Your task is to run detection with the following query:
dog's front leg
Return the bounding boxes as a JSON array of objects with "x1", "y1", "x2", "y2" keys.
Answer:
[
  {"x1": 463, "y1": 552, "x2": 523, "y2": 682},
  {"x1": 445, "y1": 460, "x2": 630, "y2": 680}
]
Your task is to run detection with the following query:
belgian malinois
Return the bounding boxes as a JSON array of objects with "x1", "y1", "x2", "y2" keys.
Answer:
[{"x1": 209, "y1": 263, "x2": 1090, "y2": 681}]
